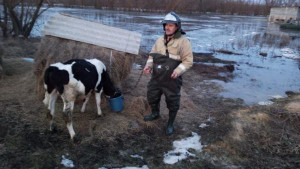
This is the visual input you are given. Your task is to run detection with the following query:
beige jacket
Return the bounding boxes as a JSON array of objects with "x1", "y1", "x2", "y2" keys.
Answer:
[{"x1": 145, "y1": 34, "x2": 193, "y2": 76}]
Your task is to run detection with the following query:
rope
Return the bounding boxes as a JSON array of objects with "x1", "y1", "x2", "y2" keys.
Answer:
[
  {"x1": 133, "y1": 70, "x2": 144, "y2": 89},
  {"x1": 109, "y1": 50, "x2": 112, "y2": 71},
  {"x1": 109, "y1": 49, "x2": 144, "y2": 94},
  {"x1": 123, "y1": 69, "x2": 144, "y2": 94}
]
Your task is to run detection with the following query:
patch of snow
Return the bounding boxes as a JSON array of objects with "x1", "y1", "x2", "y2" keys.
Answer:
[
  {"x1": 281, "y1": 48, "x2": 300, "y2": 59},
  {"x1": 199, "y1": 123, "x2": 209, "y2": 128},
  {"x1": 209, "y1": 16, "x2": 221, "y2": 19},
  {"x1": 22, "y1": 57, "x2": 34, "y2": 63},
  {"x1": 251, "y1": 32, "x2": 259, "y2": 35},
  {"x1": 243, "y1": 33, "x2": 251, "y2": 37},
  {"x1": 121, "y1": 166, "x2": 149, "y2": 169},
  {"x1": 207, "y1": 116, "x2": 216, "y2": 123},
  {"x1": 132, "y1": 63, "x2": 142, "y2": 70},
  {"x1": 272, "y1": 95, "x2": 284, "y2": 99},
  {"x1": 258, "y1": 101, "x2": 273, "y2": 106},
  {"x1": 61, "y1": 155, "x2": 75, "y2": 168},
  {"x1": 163, "y1": 132, "x2": 203, "y2": 165},
  {"x1": 130, "y1": 154, "x2": 144, "y2": 160},
  {"x1": 200, "y1": 28, "x2": 223, "y2": 34},
  {"x1": 98, "y1": 165, "x2": 149, "y2": 169}
]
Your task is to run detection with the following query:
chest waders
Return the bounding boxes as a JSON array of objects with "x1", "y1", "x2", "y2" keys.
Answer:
[{"x1": 144, "y1": 53, "x2": 182, "y2": 135}]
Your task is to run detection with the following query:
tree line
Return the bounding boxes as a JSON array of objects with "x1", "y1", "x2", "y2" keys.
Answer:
[
  {"x1": 50, "y1": 0, "x2": 299, "y2": 15},
  {"x1": 0, "y1": 0, "x2": 299, "y2": 38}
]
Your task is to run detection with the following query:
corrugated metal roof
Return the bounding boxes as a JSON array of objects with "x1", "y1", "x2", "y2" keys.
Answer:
[{"x1": 42, "y1": 13, "x2": 142, "y2": 55}]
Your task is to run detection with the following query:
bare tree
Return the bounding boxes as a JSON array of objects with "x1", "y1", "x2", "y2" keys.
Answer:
[
  {"x1": 5, "y1": 0, "x2": 51, "y2": 38},
  {"x1": 283, "y1": 0, "x2": 298, "y2": 6},
  {"x1": 10, "y1": 0, "x2": 277, "y2": 16},
  {"x1": 0, "y1": 0, "x2": 9, "y2": 37}
]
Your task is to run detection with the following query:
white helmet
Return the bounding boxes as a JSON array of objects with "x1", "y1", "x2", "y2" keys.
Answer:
[{"x1": 161, "y1": 11, "x2": 182, "y2": 32}]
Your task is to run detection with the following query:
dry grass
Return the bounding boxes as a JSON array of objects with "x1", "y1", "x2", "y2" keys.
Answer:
[
  {"x1": 220, "y1": 101, "x2": 300, "y2": 167},
  {"x1": 34, "y1": 36, "x2": 136, "y2": 100}
]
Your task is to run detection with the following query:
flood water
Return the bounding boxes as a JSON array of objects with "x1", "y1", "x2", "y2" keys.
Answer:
[{"x1": 32, "y1": 7, "x2": 300, "y2": 105}]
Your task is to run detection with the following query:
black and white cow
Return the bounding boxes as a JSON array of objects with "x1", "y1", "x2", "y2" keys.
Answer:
[{"x1": 43, "y1": 58, "x2": 120, "y2": 140}]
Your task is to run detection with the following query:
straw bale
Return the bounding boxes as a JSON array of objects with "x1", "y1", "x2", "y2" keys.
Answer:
[{"x1": 34, "y1": 36, "x2": 136, "y2": 100}]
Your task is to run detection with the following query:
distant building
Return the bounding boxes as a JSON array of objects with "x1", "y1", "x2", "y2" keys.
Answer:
[{"x1": 268, "y1": 7, "x2": 300, "y2": 23}]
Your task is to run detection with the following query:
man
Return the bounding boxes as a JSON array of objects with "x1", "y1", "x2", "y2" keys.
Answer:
[{"x1": 143, "y1": 12, "x2": 193, "y2": 135}]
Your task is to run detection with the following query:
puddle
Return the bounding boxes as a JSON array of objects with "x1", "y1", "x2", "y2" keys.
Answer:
[{"x1": 211, "y1": 52, "x2": 300, "y2": 104}]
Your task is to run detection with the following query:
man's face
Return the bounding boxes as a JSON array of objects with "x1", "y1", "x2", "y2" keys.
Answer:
[{"x1": 165, "y1": 23, "x2": 178, "y2": 36}]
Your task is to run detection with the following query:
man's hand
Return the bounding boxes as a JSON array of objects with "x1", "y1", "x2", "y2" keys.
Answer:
[
  {"x1": 171, "y1": 71, "x2": 179, "y2": 79},
  {"x1": 143, "y1": 66, "x2": 152, "y2": 74}
]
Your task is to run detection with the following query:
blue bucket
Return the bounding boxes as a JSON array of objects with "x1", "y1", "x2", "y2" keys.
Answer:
[{"x1": 109, "y1": 95, "x2": 124, "y2": 112}]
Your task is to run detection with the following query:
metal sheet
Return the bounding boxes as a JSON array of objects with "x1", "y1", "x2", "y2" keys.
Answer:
[{"x1": 42, "y1": 13, "x2": 142, "y2": 55}]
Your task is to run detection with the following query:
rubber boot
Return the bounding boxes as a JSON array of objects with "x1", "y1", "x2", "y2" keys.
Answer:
[
  {"x1": 166, "y1": 111, "x2": 177, "y2": 135},
  {"x1": 144, "y1": 106, "x2": 160, "y2": 121}
]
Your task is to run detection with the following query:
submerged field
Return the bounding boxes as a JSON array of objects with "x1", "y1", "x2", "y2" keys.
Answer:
[{"x1": 0, "y1": 36, "x2": 299, "y2": 169}]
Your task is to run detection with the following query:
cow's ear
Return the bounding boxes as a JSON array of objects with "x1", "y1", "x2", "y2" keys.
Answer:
[{"x1": 60, "y1": 70, "x2": 70, "y2": 85}]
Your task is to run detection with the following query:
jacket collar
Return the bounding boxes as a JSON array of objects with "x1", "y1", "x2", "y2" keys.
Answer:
[
  {"x1": 164, "y1": 31, "x2": 182, "y2": 46},
  {"x1": 173, "y1": 31, "x2": 182, "y2": 39}
]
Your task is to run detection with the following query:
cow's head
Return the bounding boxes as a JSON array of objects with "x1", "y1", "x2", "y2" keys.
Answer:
[
  {"x1": 102, "y1": 70, "x2": 122, "y2": 99},
  {"x1": 111, "y1": 87, "x2": 122, "y2": 98}
]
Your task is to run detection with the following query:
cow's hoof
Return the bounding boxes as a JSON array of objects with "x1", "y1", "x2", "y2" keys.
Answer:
[
  {"x1": 49, "y1": 126, "x2": 58, "y2": 133},
  {"x1": 72, "y1": 135, "x2": 81, "y2": 144}
]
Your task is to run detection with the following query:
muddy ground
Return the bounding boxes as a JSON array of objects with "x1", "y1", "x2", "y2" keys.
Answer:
[{"x1": 0, "y1": 38, "x2": 299, "y2": 169}]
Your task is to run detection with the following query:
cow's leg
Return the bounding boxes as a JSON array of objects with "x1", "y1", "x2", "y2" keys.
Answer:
[
  {"x1": 46, "y1": 90, "x2": 58, "y2": 131},
  {"x1": 43, "y1": 92, "x2": 50, "y2": 107},
  {"x1": 95, "y1": 89, "x2": 103, "y2": 116},
  {"x1": 81, "y1": 92, "x2": 92, "y2": 113},
  {"x1": 62, "y1": 95, "x2": 76, "y2": 140}
]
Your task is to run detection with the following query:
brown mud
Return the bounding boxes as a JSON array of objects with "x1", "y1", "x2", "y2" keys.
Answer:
[{"x1": 0, "y1": 38, "x2": 299, "y2": 169}]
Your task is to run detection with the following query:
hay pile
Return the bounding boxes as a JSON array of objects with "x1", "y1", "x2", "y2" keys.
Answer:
[{"x1": 34, "y1": 36, "x2": 136, "y2": 100}]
